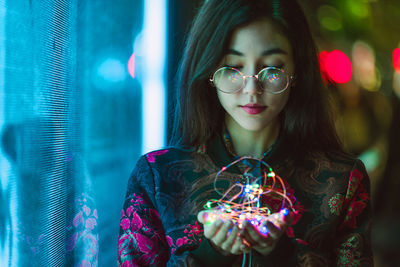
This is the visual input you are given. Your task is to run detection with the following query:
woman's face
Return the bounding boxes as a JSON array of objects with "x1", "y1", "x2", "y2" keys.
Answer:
[{"x1": 215, "y1": 18, "x2": 295, "y2": 132}]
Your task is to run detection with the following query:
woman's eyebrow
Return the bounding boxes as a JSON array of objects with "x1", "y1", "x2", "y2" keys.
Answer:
[{"x1": 227, "y1": 48, "x2": 287, "y2": 56}]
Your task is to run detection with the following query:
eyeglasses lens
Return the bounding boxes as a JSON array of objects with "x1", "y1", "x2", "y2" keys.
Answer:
[
  {"x1": 213, "y1": 68, "x2": 243, "y2": 93},
  {"x1": 213, "y1": 67, "x2": 288, "y2": 93}
]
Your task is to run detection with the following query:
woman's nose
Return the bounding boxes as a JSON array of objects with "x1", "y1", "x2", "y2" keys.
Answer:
[{"x1": 242, "y1": 76, "x2": 262, "y2": 95}]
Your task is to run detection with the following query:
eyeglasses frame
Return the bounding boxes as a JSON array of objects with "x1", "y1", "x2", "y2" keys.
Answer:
[{"x1": 209, "y1": 66, "x2": 295, "y2": 94}]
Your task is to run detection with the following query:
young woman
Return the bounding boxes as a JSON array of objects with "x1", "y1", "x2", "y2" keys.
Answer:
[{"x1": 118, "y1": 0, "x2": 373, "y2": 266}]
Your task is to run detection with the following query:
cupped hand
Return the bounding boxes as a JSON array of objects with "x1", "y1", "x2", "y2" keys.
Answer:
[
  {"x1": 197, "y1": 210, "x2": 250, "y2": 255},
  {"x1": 239, "y1": 210, "x2": 292, "y2": 256}
]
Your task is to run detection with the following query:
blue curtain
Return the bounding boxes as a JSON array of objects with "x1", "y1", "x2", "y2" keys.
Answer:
[{"x1": 0, "y1": 0, "x2": 143, "y2": 266}]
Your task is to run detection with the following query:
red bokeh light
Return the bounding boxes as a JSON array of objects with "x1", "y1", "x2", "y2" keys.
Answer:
[
  {"x1": 128, "y1": 53, "x2": 135, "y2": 78},
  {"x1": 394, "y1": 48, "x2": 400, "y2": 73},
  {"x1": 325, "y1": 50, "x2": 352, "y2": 83},
  {"x1": 319, "y1": 50, "x2": 352, "y2": 84}
]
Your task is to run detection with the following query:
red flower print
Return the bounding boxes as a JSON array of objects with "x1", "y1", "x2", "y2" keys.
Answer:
[
  {"x1": 73, "y1": 211, "x2": 84, "y2": 228},
  {"x1": 135, "y1": 233, "x2": 153, "y2": 253},
  {"x1": 121, "y1": 260, "x2": 135, "y2": 267},
  {"x1": 146, "y1": 149, "x2": 169, "y2": 163},
  {"x1": 83, "y1": 205, "x2": 91, "y2": 216},
  {"x1": 166, "y1": 236, "x2": 174, "y2": 248},
  {"x1": 343, "y1": 200, "x2": 367, "y2": 229},
  {"x1": 120, "y1": 218, "x2": 131, "y2": 231},
  {"x1": 118, "y1": 233, "x2": 133, "y2": 258},
  {"x1": 176, "y1": 237, "x2": 186, "y2": 247},
  {"x1": 126, "y1": 206, "x2": 134, "y2": 217},
  {"x1": 131, "y1": 211, "x2": 143, "y2": 231},
  {"x1": 85, "y1": 218, "x2": 97, "y2": 231},
  {"x1": 346, "y1": 170, "x2": 363, "y2": 201},
  {"x1": 295, "y1": 238, "x2": 310, "y2": 246}
]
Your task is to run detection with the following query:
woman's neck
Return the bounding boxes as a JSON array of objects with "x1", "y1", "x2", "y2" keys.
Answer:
[{"x1": 225, "y1": 116, "x2": 280, "y2": 158}]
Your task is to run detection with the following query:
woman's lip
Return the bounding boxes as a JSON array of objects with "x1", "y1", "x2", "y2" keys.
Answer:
[{"x1": 241, "y1": 106, "x2": 266, "y2": 115}]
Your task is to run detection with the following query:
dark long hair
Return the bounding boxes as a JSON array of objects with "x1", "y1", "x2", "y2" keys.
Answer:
[{"x1": 169, "y1": 0, "x2": 343, "y2": 157}]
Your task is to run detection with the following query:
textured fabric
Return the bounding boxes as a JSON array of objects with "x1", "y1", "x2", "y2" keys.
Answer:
[{"x1": 117, "y1": 133, "x2": 373, "y2": 266}]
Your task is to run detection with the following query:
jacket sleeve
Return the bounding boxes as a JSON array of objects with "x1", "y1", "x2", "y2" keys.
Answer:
[
  {"x1": 332, "y1": 159, "x2": 373, "y2": 266},
  {"x1": 117, "y1": 155, "x2": 170, "y2": 266},
  {"x1": 250, "y1": 159, "x2": 373, "y2": 266}
]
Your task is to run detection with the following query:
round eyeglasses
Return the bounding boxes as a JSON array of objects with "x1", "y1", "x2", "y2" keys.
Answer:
[{"x1": 209, "y1": 66, "x2": 295, "y2": 94}]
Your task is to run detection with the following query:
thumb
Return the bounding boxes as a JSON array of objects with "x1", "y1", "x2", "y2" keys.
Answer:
[{"x1": 197, "y1": 210, "x2": 207, "y2": 224}]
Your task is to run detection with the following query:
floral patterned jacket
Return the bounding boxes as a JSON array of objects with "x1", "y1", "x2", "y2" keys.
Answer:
[{"x1": 117, "y1": 133, "x2": 373, "y2": 266}]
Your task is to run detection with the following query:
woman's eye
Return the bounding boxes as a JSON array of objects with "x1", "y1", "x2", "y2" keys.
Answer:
[
  {"x1": 225, "y1": 65, "x2": 242, "y2": 69},
  {"x1": 263, "y1": 65, "x2": 284, "y2": 69}
]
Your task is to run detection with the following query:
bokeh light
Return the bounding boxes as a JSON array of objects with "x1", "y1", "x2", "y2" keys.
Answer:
[
  {"x1": 394, "y1": 69, "x2": 400, "y2": 99},
  {"x1": 393, "y1": 48, "x2": 400, "y2": 73},
  {"x1": 320, "y1": 50, "x2": 352, "y2": 84},
  {"x1": 347, "y1": 1, "x2": 370, "y2": 19},
  {"x1": 97, "y1": 58, "x2": 126, "y2": 83},
  {"x1": 352, "y1": 41, "x2": 379, "y2": 91},
  {"x1": 317, "y1": 5, "x2": 343, "y2": 31}
]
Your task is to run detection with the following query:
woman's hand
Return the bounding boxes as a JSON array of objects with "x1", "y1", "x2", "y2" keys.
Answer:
[
  {"x1": 197, "y1": 210, "x2": 250, "y2": 255},
  {"x1": 239, "y1": 210, "x2": 292, "y2": 256}
]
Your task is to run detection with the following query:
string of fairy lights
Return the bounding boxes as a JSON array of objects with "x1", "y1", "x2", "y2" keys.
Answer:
[
  {"x1": 203, "y1": 156, "x2": 295, "y2": 231},
  {"x1": 203, "y1": 156, "x2": 297, "y2": 266}
]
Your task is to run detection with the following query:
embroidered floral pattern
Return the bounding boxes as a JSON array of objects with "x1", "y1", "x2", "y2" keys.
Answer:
[
  {"x1": 337, "y1": 235, "x2": 362, "y2": 267},
  {"x1": 341, "y1": 170, "x2": 369, "y2": 229},
  {"x1": 345, "y1": 169, "x2": 363, "y2": 201},
  {"x1": 261, "y1": 178, "x2": 305, "y2": 238},
  {"x1": 329, "y1": 193, "x2": 344, "y2": 215},
  {"x1": 66, "y1": 193, "x2": 99, "y2": 267},
  {"x1": 146, "y1": 149, "x2": 169, "y2": 163},
  {"x1": 118, "y1": 194, "x2": 168, "y2": 266},
  {"x1": 166, "y1": 222, "x2": 204, "y2": 255}
]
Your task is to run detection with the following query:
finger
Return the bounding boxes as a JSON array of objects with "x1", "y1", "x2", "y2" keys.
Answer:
[
  {"x1": 231, "y1": 236, "x2": 251, "y2": 255},
  {"x1": 212, "y1": 220, "x2": 233, "y2": 246},
  {"x1": 265, "y1": 221, "x2": 281, "y2": 239},
  {"x1": 197, "y1": 210, "x2": 206, "y2": 224},
  {"x1": 204, "y1": 219, "x2": 223, "y2": 239},
  {"x1": 239, "y1": 223, "x2": 258, "y2": 246},
  {"x1": 220, "y1": 226, "x2": 239, "y2": 251},
  {"x1": 241, "y1": 221, "x2": 273, "y2": 247},
  {"x1": 231, "y1": 236, "x2": 244, "y2": 255},
  {"x1": 198, "y1": 210, "x2": 217, "y2": 224}
]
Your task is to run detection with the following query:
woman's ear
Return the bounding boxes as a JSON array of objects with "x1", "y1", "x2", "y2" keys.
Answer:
[{"x1": 290, "y1": 75, "x2": 297, "y2": 88}]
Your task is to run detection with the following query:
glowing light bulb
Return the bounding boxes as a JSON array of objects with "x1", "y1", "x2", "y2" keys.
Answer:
[
  {"x1": 282, "y1": 208, "x2": 289, "y2": 216},
  {"x1": 260, "y1": 226, "x2": 269, "y2": 234}
]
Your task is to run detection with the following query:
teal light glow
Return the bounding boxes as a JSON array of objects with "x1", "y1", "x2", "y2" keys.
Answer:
[{"x1": 135, "y1": 0, "x2": 167, "y2": 154}]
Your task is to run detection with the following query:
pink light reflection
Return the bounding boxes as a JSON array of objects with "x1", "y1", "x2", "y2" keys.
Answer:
[{"x1": 128, "y1": 53, "x2": 135, "y2": 78}]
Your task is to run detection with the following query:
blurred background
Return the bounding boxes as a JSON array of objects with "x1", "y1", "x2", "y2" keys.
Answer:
[{"x1": 0, "y1": 0, "x2": 399, "y2": 266}]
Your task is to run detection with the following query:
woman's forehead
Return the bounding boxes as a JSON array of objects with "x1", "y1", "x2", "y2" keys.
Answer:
[{"x1": 227, "y1": 19, "x2": 292, "y2": 57}]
